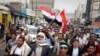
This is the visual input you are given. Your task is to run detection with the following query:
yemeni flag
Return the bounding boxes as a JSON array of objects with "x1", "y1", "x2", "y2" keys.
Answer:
[
  {"x1": 55, "y1": 10, "x2": 68, "y2": 33},
  {"x1": 39, "y1": 6, "x2": 55, "y2": 23}
]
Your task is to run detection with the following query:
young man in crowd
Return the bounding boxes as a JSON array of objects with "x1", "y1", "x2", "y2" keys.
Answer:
[
  {"x1": 5, "y1": 33, "x2": 17, "y2": 56},
  {"x1": 4, "y1": 24, "x2": 100, "y2": 56},
  {"x1": 82, "y1": 45, "x2": 96, "y2": 56},
  {"x1": 10, "y1": 36, "x2": 31, "y2": 56},
  {"x1": 58, "y1": 43, "x2": 69, "y2": 56},
  {"x1": 53, "y1": 33, "x2": 66, "y2": 56},
  {"x1": 87, "y1": 34, "x2": 98, "y2": 46},
  {"x1": 68, "y1": 39, "x2": 83, "y2": 56},
  {"x1": 76, "y1": 32, "x2": 88, "y2": 49}
]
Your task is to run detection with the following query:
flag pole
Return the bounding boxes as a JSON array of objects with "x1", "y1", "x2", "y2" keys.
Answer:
[
  {"x1": 49, "y1": 20, "x2": 54, "y2": 25},
  {"x1": 49, "y1": 15, "x2": 57, "y2": 26}
]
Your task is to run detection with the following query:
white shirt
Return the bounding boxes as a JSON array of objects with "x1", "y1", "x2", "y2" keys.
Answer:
[
  {"x1": 14, "y1": 47, "x2": 22, "y2": 55},
  {"x1": 72, "y1": 48, "x2": 79, "y2": 56},
  {"x1": 84, "y1": 34, "x2": 89, "y2": 44},
  {"x1": 77, "y1": 35, "x2": 88, "y2": 45},
  {"x1": 85, "y1": 33, "x2": 90, "y2": 39},
  {"x1": 78, "y1": 37, "x2": 86, "y2": 45},
  {"x1": 53, "y1": 38, "x2": 60, "y2": 55},
  {"x1": 36, "y1": 46, "x2": 42, "y2": 56}
]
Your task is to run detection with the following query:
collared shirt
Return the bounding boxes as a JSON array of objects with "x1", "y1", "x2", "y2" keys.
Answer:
[
  {"x1": 14, "y1": 47, "x2": 22, "y2": 56},
  {"x1": 78, "y1": 37, "x2": 86, "y2": 45},
  {"x1": 85, "y1": 33, "x2": 90, "y2": 39},
  {"x1": 72, "y1": 47, "x2": 79, "y2": 56},
  {"x1": 77, "y1": 35, "x2": 88, "y2": 45},
  {"x1": 36, "y1": 45, "x2": 42, "y2": 56}
]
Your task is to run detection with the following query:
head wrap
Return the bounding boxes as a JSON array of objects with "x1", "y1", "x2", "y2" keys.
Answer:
[
  {"x1": 60, "y1": 44, "x2": 68, "y2": 48},
  {"x1": 36, "y1": 32, "x2": 47, "y2": 46}
]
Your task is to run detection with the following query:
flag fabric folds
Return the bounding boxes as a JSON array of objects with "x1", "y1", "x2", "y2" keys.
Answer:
[
  {"x1": 39, "y1": 6, "x2": 55, "y2": 23},
  {"x1": 55, "y1": 10, "x2": 67, "y2": 33},
  {"x1": 40, "y1": 6, "x2": 67, "y2": 33}
]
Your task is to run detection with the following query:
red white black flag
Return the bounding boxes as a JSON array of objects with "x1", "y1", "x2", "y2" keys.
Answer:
[
  {"x1": 39, "y1": 6, "x2": 55, "y2": 23},
  {"x1": 56, "y1": 10, "x2": 68, "y2": 33}
]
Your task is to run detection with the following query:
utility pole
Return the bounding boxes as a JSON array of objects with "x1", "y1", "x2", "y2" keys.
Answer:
[
  {"x1": 36, "y1": 0, "x2": 37, "y2": 19},
  {"x1": 25, "y1": 0, "x2": 28, "y2": 8},
  {"x1": 32, "y1": 0, "x2": 33, "y2": 10},
  {"x1": 85, "y1": 0, "x2": 92, "y2": 25},
  {"x1": 31, "y1": 0, "x2": 34, "y2": 25}
]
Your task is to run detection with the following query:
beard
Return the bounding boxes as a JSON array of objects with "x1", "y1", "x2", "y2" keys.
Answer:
[
  {"x1": 36, "y1": 39, "x2": 45, "y2": 44},
  {"x1": 17, "y1": 43, "x2": 23, "y2": 47}
]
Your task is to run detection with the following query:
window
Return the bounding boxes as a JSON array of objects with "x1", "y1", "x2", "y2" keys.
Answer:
[
  {"x1": 93, "y1": 5, "x2": 99, "y2": 10},
  {"x1": 93, "y1": 2, "x2": 100, "y2": 10},
  {"x1": 92, "y1": 11, "x2": 98, "y2": 18}
]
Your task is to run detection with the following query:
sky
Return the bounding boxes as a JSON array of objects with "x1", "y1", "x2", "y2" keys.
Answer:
[
  {"x1": 54, "y1": 0, "x2": 87, "y2": 13},
  {"x1": 0, "y1": 0, "x2": 26, "y2": 4}
]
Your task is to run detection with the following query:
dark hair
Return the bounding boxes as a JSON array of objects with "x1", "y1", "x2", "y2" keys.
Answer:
[
  {"x1": 87, "y1": 41, "x2": 95, "y2": 46},
  {"x1": 72, "y1": 39, "x2": 79, "y2": 43},
  {"x1": 11, "y1": 33, "x2": 16, "y2": 36},
  {"x1": 79, "y1": 32, "x2": 84, "y2": 37},
  {"x1": 18, "y1": 36, "x2": 25, "y2": 42},
  {"x1": 86, "y1": 45, "x2": 96, "y2": 49}
]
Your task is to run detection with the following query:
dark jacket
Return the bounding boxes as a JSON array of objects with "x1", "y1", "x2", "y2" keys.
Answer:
[
  {"x1": 68, "y1": 47, "x2": 83, "y2": 56},
  {"x1": 29, "y1": 43, "x2": 51, "y2": 56}
]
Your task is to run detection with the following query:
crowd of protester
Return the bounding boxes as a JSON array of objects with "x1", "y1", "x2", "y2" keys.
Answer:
[{"x1": 4, "y1": 24, "x2": 100, "y2": 56}]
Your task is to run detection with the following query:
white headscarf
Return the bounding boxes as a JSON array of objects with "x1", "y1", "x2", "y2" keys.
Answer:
[{"x1": 36, "y1": 32, "x2": 47, "y2": 46}]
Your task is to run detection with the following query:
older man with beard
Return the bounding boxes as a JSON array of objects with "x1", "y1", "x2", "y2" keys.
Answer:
[{"x1": 29, "y1": 32, "x2": 51, "y2": 56}]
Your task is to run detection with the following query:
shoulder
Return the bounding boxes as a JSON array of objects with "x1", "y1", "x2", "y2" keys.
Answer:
[
  {"x1": 8, "y1": 39, "x2": 12, "y2": 42},
  {"x1": 69, "y1": 46, "x2": 73, "y2": 49},
  {"x1": 96, "y1": 53, "x2": 100, "y2": 56},
  {"x1": 79, "y1": 47, "x2": 82, "y2": 51}
]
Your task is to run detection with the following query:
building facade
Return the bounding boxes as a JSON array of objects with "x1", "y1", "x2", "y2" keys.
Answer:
[
  {"x1": 0, "y1": 0, "x2": 12, "y2": 29},
  {"x1": 0, "y1": 0, "x2": 54, "y2": 25},
  {"x1": 74, "y1": 4, "x2": 86, "y2": 25},
  {"x1": 90, "y1": 0, "x2": 100, "y2": 19},
  {"x1": 90, "y1": 0, "x2": 100, "y2": 27},
  {"x1": 0, "y1": 0, "x2": 27, "y2": 27},
  {"x1": 32, "y1": 0, "x2": 54, "y2": 20}
]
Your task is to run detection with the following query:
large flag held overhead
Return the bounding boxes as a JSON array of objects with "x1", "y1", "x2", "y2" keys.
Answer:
[
  {"x1": 39, "y1": 6, "x2": 55, "y2": 23},
  {"x1": 39, "y1": 6, "x2": 68, "y2": 33},
  {"x1": 55, "y1": 10, "x2": 68, "y2": 33}
]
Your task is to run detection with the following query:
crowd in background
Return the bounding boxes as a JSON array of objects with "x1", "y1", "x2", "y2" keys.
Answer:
[{"x1": 4, "y1": 24, "x2": 100, "y2": 56}]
